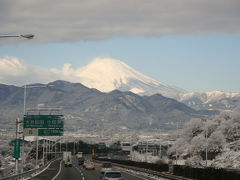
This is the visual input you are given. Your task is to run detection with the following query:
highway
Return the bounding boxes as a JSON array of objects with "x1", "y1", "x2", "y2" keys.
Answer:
[
  {"x1": 55, "y1": 162, "x2": 166, "y2": 180},
  {"x1": 31, "y1": 159, "x2": 62, "y2": 180},
  {"x1": 51, "y1": 156, "x2": 168, "y2": 180},
  {"x1": 30, "y1": 155, "x2": 168, "y2": 180}
]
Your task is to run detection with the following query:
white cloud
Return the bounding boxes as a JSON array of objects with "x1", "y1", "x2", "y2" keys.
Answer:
[
  {"x1": 0, "y1": 57, "x2": 60, "y2": 85},
  {"x1": 1, "y1": 0, "x2": 240, "y2": 43},
  {"x1": 0, "y1": 57, "x2": 27, "y2": 77},
  {"x1": 0, "y1": 56, "x2": 88, "y2": 85}
]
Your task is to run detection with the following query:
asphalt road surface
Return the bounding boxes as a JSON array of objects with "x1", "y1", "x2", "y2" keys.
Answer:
[
  {"x1": 32, "y1": 156, "x2": 167, "y2": 180},
  {"x1": 55, "y1": 163, "x2": 162, "y2": 180},
  {"x1": 31, "y1": 159, "x2": 61, "y2": 180},
  {"x1": 55, "y1": 156, "x2": 167, "y2": 180}
]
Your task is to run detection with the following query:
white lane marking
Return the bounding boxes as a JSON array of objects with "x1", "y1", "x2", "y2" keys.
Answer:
[
  {"x1": 25, "y1": 159, "x2": 60, "y2": 180},
  {"x1": 117, "y1": 167, "x2": 167, "y2": 180},
  {"x1": 52, "y1": 160, "x2": 63, "y2": 180},
  {"x1": 121, "y1": 170, "x2": 150, "y2": 180},
  {"x1": 74, "y1": 166, "x2": 85, "y2": 179}
]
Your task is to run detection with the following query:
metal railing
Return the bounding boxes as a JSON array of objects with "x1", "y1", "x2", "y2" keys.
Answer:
[
  {"x1": 93, "y1": 159, "x2": 192, "y2": 180},
  {"x1": 0, "y1": 158, "x2": 60, "y2": 180}
]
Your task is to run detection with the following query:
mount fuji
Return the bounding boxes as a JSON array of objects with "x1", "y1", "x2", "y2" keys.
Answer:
[
  {"x1": 76, "y1": 58, "x2": 186, "y2": 97},
  {"x1": 74, "y1": 58, "x2": 240, "y2": 111}
]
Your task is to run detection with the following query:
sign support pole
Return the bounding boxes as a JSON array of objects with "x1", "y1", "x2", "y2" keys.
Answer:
[
  {"x1": 22, "y1": 85, "x2": 26, "y2": 174},
  {"x1": 74, "y1": 141, "x2": 75, "y2": 155},
  {"x1": 43, "y1": 139, "x2": 45, "y2": 165},
  {"x1": 48, "y1": 140, "x2": 50, "y2": 160},
  {"x1": 15, "y1": 118, "x2": 20, "y2": 174},
  {"x1": 55, "y1": 141, "x2": 57, "y2": 158},
  {"x1": 36, "y1": 134, "x2": 39, "y2": 168},
  {"x1": 50, "y1": 140, "x2": 51, "y2": 159},
  {"x1": 60, "y1": 141, "x2": 61, "y2": 154}
]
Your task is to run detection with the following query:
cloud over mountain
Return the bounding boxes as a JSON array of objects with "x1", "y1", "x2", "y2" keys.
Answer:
[
  {"x1": 1, "y1": 0, "x2": 240, "y2": 43},
  {"x1": 0, "y1": 56, "x2": 59, "y2": 85},
  {"x1": 1, "y1": 56, "x2": 239, "y2": 111},
  {"x1": 0, "y1": 56, "x2": 185, "y2": 97}
]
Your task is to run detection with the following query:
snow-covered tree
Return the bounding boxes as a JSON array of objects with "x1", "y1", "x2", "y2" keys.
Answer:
[
  {"x1": 182, "y1": 118, "x2": 204, "y2": 140},
  {"x1": 208, "y1": 130, "x2": 226, "y2": 154},
  {"x1": 189, "y1": 134, "x2": 205, "y2": 156},
  {"x1": 168, "y1": 108, "x2": 240, "y2": 168}
]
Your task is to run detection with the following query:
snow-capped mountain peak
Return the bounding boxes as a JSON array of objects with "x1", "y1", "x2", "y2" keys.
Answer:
[
  {"x1": 179, "y1": 91, "x2": 240, "y2": 103},
  {"x1": 76, "y1": 58, "x2": 186, "y2": 97}
]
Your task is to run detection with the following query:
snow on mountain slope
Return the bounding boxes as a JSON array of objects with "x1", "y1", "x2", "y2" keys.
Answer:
[
  {"x1": 176, "y1": 91, "x2": 240, "y2": 111},
  {"x1": 179, "y1": 91, "x2": 240, "y2": 103},
  {"x1": 76, "y1": 58, "x2": 186, "y2": 97}
]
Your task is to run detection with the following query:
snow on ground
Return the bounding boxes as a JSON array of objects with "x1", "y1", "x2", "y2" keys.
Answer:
[
  {"x1": 131, "y1": 151, "x2": 161, "y2": 163},
  {"x1": 211, "y1": 150, "x2": 240, "y2": 169}
]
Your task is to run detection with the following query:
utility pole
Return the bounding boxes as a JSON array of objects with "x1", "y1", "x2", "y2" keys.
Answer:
[
  {"x1": 66, "y1": 141, "x2": 68, "y2": 152},
  {"x1": 74, "y1": 141, "x2": 76, "y2": 155},
  {"x1": 145, "y1": 141, "x2": 148, "y2": 162},
  {"x1": 201, "y1": 117, "x2": 208, "y2": 167},
  {"x1": 176, "y1": 121, "x2": 179, "y2": 165},
  {"x1": 159, "y1": 129, "x2": 162, "y2": 158},
  {"x1": 205, "y1": 120, "x2": 208, "y2": 167}
]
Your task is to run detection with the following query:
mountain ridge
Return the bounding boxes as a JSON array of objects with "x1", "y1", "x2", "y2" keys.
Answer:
[
  {"x1": 0, "y1": 80, "x2": 208, "y2": 131},
  {"x1": 75, "y1": 58, "x2": 240, "y2": 111}
]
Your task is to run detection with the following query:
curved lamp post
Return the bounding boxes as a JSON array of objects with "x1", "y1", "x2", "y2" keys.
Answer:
[{"x1": 0, "y1": 34, "x2": 34, "y2": 39}]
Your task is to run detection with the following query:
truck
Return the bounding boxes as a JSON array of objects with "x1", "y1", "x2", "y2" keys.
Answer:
[
  {"x1": 76, "y1": 152, "x2": 84, "y2": 166},
  {"x1": 76, "y1": 152, "x2": 83, "y2": 159},
  {"x1": 63, "y1": 152, "x2": 72, "y2": 167}
]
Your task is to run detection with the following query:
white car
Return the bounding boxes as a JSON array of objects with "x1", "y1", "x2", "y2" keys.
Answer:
[{"x1": 101, "y1": 171, "x2": 124, "y2": 180}]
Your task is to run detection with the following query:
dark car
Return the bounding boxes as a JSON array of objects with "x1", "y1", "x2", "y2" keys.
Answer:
[
  {"x1": 78, "y1": 157, "x2": 84, "y2": 166},
  {"x1": 100, "y1": 162, "x2": 112, "y2": 174}
]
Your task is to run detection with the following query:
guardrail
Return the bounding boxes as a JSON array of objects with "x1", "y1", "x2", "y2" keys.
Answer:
[
  {"x1": 113, "y1": 162, "x2": 192, "y2": 180},
  {"x1": 172, "y1": 165, "x2": 240, "y2": 180},
  {"x1": 94, "y1": 157, "x2": 240, "y2": 180},
  {"x1": 93, "y1": 158, "x2": 192, "y2": 180},
  {"x1": 0, "y1": 158, "x2": 61, "y2": 180}
]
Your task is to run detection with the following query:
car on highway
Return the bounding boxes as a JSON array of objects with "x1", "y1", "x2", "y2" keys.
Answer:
[
  {"x1": 78, "y1": 157, "x2": 84, "y2": 166},
  {"x1": 101, "y1": 171, "x2": 124, "y2": 180},
  {"x1": 100, "y1": 162, "x2": 112, "y2": 174},
  {"x1": 83, "y1": 161, "x2": 95, "y2": 170}
]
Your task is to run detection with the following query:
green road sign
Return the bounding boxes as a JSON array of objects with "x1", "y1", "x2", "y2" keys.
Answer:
[
  {"x1": 13, "y1": 138, "x2": 20, "y2": 159},
  {"x1": 38, "y1": 128, "x2": 63, "y2": 136},
  {"x1": 23, "y1": 115, "x2": 64, "y2": 128}
]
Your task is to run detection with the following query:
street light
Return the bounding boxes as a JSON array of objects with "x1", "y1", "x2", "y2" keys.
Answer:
[
  {"x1": 0, "y1": 34, "x2": 34, "y2": 39},
  {"x1": 205, "y1": 120, "x2": 208, "y2": 167},
  {"x1": 201, "y1": 117, "x2": 208, "y2": 167}
]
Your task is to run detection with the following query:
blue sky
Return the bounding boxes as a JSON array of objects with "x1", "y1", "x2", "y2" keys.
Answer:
[
  {"x1": 1, "y1": 0, "x2": 240, "y2": 93},
  {"x1": 0, "y1": 34, "x2": 240, "y2": 92}
]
